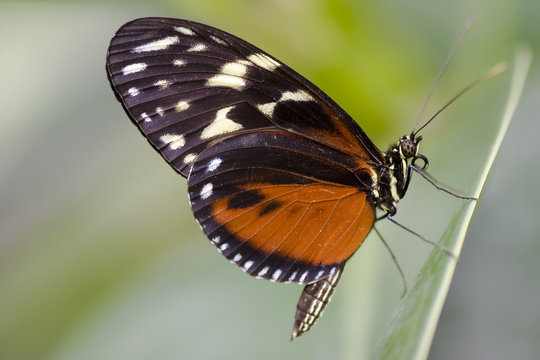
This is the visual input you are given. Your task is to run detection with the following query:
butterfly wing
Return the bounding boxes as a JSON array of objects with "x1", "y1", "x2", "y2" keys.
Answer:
[
  {"x1": 106, "y1": 17, "x2": 384, "y2": 285},
  {"x1": 188, "y1": 130, "x2": 375, "y2": 284},
  {"x1": 106, "y1": 17, "x2": 384, "y2": 178},
  {"x1": 106, "y1": 17, "x2": 387, "y2": 338}
]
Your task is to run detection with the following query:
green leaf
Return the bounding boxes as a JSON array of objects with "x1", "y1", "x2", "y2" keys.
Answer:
[{"x1": 369, "y1": 46, "x2": 532, "y2": 360}]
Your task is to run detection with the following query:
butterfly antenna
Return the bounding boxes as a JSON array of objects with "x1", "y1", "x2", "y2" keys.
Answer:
[
  {"x1": 412, "y1": 61, "x2": 507, "y2": 136},
  {"x1": 411, "y1": 17, "x2": 476, "y2": 135}
]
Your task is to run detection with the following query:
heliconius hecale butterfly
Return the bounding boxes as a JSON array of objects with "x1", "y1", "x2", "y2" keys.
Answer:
[{"x1": 105, "y1": 17, "x2": 475, "y2": 340}]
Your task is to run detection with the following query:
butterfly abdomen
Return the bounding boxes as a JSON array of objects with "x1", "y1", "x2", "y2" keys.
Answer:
[{"x1": 291, "y1": 264, "x2": 344, "y2": 340}]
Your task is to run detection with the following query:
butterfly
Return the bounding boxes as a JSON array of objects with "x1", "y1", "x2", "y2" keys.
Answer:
[{"x1": 106, "y1": 17, "x2": 453, "y2": 340}]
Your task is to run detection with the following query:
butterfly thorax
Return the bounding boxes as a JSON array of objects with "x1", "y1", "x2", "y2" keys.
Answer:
[{"x1": 369, "y1": 135, "x2": 424, "y2": 215}]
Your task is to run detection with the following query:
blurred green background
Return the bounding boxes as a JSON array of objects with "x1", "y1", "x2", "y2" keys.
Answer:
[{"x1": 0, "y1": 0, "x2": 538, "y2": 359}]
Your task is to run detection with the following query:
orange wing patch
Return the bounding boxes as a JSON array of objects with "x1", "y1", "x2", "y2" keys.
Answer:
[
  {"x1": 211, "y1": 183, "x2": 375, "y2": 266},
  {"x1": 315, "y1": 103, "x2": 373, "y2": 159}
]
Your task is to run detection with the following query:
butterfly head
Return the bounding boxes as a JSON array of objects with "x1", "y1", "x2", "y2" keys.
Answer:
[
  {"x1": 375, "y1": 134, "x2": 428, "y2": 215},
  {"x1": 402, "y1": 133, "x2": 429, "y2": 171}
]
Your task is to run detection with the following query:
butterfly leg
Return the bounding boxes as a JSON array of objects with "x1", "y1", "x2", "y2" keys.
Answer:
[{"x1": 411, "y1": 164, "x2": 478, "y2": 200}]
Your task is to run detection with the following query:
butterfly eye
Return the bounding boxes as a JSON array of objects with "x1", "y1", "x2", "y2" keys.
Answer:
[{"x1": 399, "y1": 137, "x2": 418, "y2": 159}]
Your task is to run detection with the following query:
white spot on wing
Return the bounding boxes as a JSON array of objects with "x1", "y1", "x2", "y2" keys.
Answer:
[
  {"x1": 222, "y1": 61, "x2": 248, "y2": 77},
  {"x1": 272, "y1": 269, "x2": 282, "y2": 281},
  {"x1": 329, "y1": 266, "x2": 336, "y2": 276},
  {"x1": 243, "y1": 260, "x2": 254, "y2": 271},
  {"x1": 128, "y1": 87, "x2": 139, "y2": 97},
  {"x1": 141, "y1": 112, "x2": 151, "y2": 122},
  {"x1": 160, "y1": 133, "x2": 186, "y2": 150},
  {"x1": 200, "y1": 106, "x2": 243, "y2": 139},
  {"x1": 256, "y1": 90, "x2": 313, "y2": 118},
  {"x1": 122, "y1": 63, "x2": 147, "y2": 75},
  {"x1": 132, "y1": 36, "x2": 179, "y2": 53},
  {"x1": 200, "y1": 183, "x2": 213, "y2": 200},
  {"x1": 219, "y1": 242, "x2": 229, "y2": 252},
  {"x1": 315, "y1": 270, "x2": 324, "y2": 281},
  {"x1": 211, "y1": 236, "x2": 221, "y2": 244},
  {"x1": 258, "y1": 266, "x2": 269, "y2": 277},
  {"x1": 206, "y1": 75, "x2": 245, "y2": 90},
  {"x1": 210, "y1": 35, "x2": 227, "y2": 45},
  {"x1": 247, "y1": 53, "x2": 280, "y2": 71},
  {"x1": 299, "y1": 270, "x2": 309, "y2": 283},
  {"x1": 173, "y1": 59, "x2": 186, "y2": 67},
  {"x1": 175, "y1": 101, "x2": 189, "y2": 112},
  {"x1": 257, "y1": 102, "x2": 277, "y2": 117},
  {"x1": 233, "y1": 253, "x2": 242, "y2": 262},
  {"x1": 187, "y1": 43, "x2": 207, "y2": 52},
  {"x1": 183, "y1": 153, "x2": 197, "y2": 164},
  {"x1": 206, "y1": 60, "x2": 248, "y2": 90},
  {"x1": 155, "y1": 79, "x2": 172, "y2": 89},
  {"x1": 281, "y1": 89, "x2": 314, "y2": 102},
  {"x1": 156, "y1": 107, "x2": 164, "y2": 117},
  {"x1": 174, "y1": 26, "x2": 195, "y2": 35},
  {"x1": 207, "y1": 158, "x2": 222, "y2": 172},
  {"x1": 288, "y1": 271, "x2": 298, "y2": 282}
]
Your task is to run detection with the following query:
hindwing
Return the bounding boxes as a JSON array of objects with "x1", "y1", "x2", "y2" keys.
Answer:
[{"x1": 187, "y1": 130, "x2": 375, "y2": 284}]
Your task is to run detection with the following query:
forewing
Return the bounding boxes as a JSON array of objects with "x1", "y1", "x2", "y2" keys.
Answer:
[
  {"x1": 188, "y1": 130, "x2": 375, "y2": 284},
  {"x1": 106, "y1": 17, "x2": 384, "y2": 177}
]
